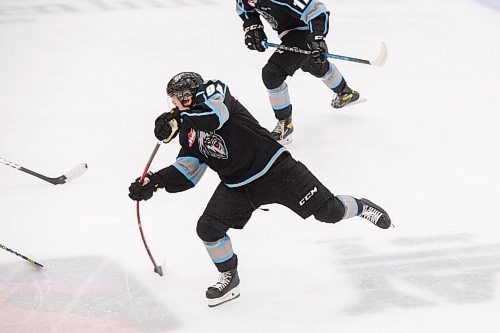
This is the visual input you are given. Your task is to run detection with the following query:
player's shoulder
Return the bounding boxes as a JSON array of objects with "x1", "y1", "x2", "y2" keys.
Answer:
[{"x1": 197, "y1": 79, "x2": 229, "y2": 99}]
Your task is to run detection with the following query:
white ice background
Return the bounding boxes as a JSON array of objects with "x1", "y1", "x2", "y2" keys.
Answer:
[{"x1": 1, "y1": 0, "x2": 500, "y2": 332}]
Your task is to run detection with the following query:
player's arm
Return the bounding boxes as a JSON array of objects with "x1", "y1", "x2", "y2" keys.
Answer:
[
  {"x1": 236, "y1": 0, "x2": 262, "y2": 27},
  {"x1": 180, "y1": 81, "x2": 231, "y2": 132},
  {"x1": 277, "y1": 0, "x2": 330, "y2": 62},
  {"x1": 157, "y1": 153, "x2": 207, "y2": 193},
  {"x1": 236, "y1": 0, "x2": 267, "y2": 52},
  {"x1": 128, "y1": 150, "x2": 207, "y2": 201}
]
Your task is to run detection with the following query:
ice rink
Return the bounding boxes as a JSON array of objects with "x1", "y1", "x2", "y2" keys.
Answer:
[{"x1": 1, "y1": 0, "x2": 500, "y2": 332}]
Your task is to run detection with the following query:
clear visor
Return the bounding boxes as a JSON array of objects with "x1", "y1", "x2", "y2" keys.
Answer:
[
  {"x1": 167, "y1": 89, "x2": 193, "y2": 109},
  {"x1": 168, "y1": 89, "x2": 192, "y2": 102}
]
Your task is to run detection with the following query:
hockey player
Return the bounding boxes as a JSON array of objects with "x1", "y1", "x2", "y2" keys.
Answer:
[
  {"x1": 236, "y1": 0, "x2": 360, "y2": 144},
  {"x1": 128, "y1": 72, "x2": 390, "y2": 308}
]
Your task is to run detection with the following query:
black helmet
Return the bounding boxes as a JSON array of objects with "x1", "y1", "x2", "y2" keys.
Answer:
[{"x1": 166, "y1": 72, "x2": 203, "y2": 103}]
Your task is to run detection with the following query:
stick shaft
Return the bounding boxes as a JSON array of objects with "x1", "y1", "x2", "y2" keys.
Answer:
[
  {"x1": 265, "y1": 42, "x2": 372, "y2": 65},
  {"x1": 136, "y1": 142, "x2": 163, "y2": 275},
  {"x1": 0, "y1": 243, "x2": 44, "y2": 267}
]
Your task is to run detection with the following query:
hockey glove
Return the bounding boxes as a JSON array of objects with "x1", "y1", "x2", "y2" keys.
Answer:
[
  {"x1": 306, "y1": 34, "x2": 329, "y2": 64},
  {"x1": 244, "y1": 24, "x2": 267, "y2": 52},
  {"x1": 155, "y1": 109, "x2": 180, "y2": 143},
  {"x1": 128, "y1": 172, "x2": 164, "y2": 201}
]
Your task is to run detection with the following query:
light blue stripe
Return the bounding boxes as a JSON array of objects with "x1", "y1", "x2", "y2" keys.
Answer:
[
  {"x1": 205, "y1": 235, "x2": 229, "y2": 249},
  {"x1": 300, "y1": 0, "x2": 318, "y2": 21},
  {"x1": 324, "y1": 13, "x2": 329, "y2": 34},
  {"x1": 272, "y1": 102, "x2": 291, "y2": 110},
  {"x1": 180, "y1": 110, "x2": 216, "y2": 117},
  {"x1": 225, "y1": 147, "x2": 287, "y2": 188},
  {"x1": 173, "y1": 160, "x2": 207, "y2": 185},
  {"x1": 205, "y1": 92, "x2": 229, "y2": 130},
  {"x1": 307, "y1": 8, "x2": 328, "y2": 24},
  {"x1": 176, "y1": 156, "x2": 202, "y2": 164},
  {"x1": 327, "y1": 76, "x2": 343, "y2": 89},
  {"x1": 213, "y1": 251, "x2": 234, "y2": 264}
]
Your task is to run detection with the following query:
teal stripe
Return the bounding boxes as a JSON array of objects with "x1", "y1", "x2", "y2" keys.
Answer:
[
  {"x1": 213, "y1": 251, "x2": 234, "y2": 264},
  {"x1": 225, "y1": 148, "x2": 287, "y2": 188},
  {"x1": 205, "y1": 235, "x2": 229, "y2": 249}
]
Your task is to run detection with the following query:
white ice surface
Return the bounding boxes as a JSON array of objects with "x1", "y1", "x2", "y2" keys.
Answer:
[{"x1": 1, "y1": 0, "x2": 500, "y2": 332}]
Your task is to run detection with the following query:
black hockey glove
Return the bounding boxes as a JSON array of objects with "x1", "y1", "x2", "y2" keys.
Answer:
[
  {"x1": 128, "y1": 172, "x2": 164, "y2": 201},
  {"x1": 154, "y1": 109, "x2": 180, "y2": 143},
  {"x1": 306, "y1": 33, "x2": 329, "y2": 64},
  {"x1": 244, "y1": 24, "x2": 267, "y2": 52}
]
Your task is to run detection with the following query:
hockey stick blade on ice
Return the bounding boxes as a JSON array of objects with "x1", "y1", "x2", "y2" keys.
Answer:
[
  {"x1": 0, "y1": 243, "x2": 44, "y2": 267},
  {"x1": 0, "y1": 157, "x2": 87, "y2": 185},
  {"x1": 264, "y1": 41, "x2": 388, "y2": 67}
]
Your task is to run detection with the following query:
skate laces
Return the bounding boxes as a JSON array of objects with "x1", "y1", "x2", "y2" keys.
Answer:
[
  {"x1": 272, "y1": 120, "x2": 285, "y2": 136},
  {"x1": 212, "y1": 271, "x2": 233, "y2": 291},
  {"x1": 360, "y1": 204, "x2": 383, "y2": 225}
]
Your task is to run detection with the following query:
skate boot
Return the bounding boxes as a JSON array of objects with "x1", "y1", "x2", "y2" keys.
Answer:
[
  {"x1": 271, "y1": 116, "x2": 293, "y2": 144},
  {"x1": 331, "y1": 86, "x2": 362, "y2": 109},
  {"x1": 359, "y1": 198, "x2": 392, "y2": 229},
  {"x1": 206, "y1": 269, "x2": 240, "y2": 307}
]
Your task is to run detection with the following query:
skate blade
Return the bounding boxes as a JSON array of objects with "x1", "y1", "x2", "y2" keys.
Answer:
[
  {"x1": 207, "y1": 287, "x2": 240, "y2": 308},
  {"x1": 332, "y1": 97, "x2": 367, "y2": 109},
  {"x1": 278, "y1": 135, "x2": 293, "y2": 145}
]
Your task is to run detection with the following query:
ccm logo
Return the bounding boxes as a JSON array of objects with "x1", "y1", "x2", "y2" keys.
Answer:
[{"x1": 299, "y1": 187, "x2": 317, "y2": 206}]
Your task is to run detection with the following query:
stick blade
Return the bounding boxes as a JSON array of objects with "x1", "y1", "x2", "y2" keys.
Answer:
[
  {"x1": 371, "y1": 42, "x2": 388, "y2": 67},
  {"x1": 154, "y1": 265, "x2": 164, "y2": 276},
  {"x1": 63, "y1": 163, "x2": 88, "y2": 183}
]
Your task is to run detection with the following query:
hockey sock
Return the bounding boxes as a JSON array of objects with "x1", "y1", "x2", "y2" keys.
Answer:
[
  {"x1": 321, "y1": 63, "x2": 344, "y2": 92},
  {"x1": 268, "y1": 83, "x2": 292, "y2": 119},
  {"x1": 336, "y1": 195, "x2": 361, "y2": 220},
  {"x1": 203, "y1": 235, "x2": 237, "y2": 272}
]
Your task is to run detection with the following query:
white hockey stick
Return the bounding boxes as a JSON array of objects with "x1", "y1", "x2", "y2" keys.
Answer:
[{"x1": 0, "y1": 157, "x2": 88, "y2": 185}]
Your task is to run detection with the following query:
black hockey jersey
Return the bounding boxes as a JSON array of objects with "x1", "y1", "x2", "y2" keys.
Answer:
[
  {"x1": 236, "y1": 0, "x2": 330, "y2": 38},
  {"x1": 157, "y1": 79, "x2": 287, "y2": 193}
]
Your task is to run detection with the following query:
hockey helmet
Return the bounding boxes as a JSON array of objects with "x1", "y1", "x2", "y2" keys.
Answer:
[{"x1": 166, "y1": 72, "x2": 203, "y2": 103}]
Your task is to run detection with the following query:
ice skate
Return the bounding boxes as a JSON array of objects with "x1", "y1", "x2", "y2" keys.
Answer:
[
  {"x1": 331, "y1": 88, "x2": 365, "y2": 109},
  {"x1": 206, "y1": 269, "x2": 240, "y2": 307},
  {"x1": 271, "y1": 116, "x2": 293, "y2": 145},
  {"x1": 359, "y1": 198, "x2": 392, "y2": 229}
]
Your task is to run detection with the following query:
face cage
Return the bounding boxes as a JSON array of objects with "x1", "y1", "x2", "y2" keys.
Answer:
[{"x1": 168, "y1": 89, "x2": 193, "y2": 103}]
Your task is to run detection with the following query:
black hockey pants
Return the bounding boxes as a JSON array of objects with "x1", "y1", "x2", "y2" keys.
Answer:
[
  {"x1": 262, "y1": 29, "x2": 332, "y2": 90},
  {"x1": 196, "y1": 153, "x2": 346, "y2": 271}
]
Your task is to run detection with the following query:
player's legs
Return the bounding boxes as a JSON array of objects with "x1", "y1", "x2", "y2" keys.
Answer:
[
  {"x1": 196, "y1": 182, "x2": 255, "y2": 307},
  {"x1": 297, "y1": 30, "x2": 361, "y2": 109},
  {"x1": 196, "y1": 181, "x2": 254, "y2": 272},
  {"x1": 262, "y1": 32, "x2": 310, "y2": 144},
  {"x1": 249, "y1": 154, "x2": 390, "y2": 227}
]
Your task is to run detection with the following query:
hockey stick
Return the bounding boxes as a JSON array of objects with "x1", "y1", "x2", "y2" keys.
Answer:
[
  {"x1": 136, "y1": 142, "x2": 163, "y2": 276},
  {"x1": 0, "y1": 243, "x2": 44, "y2": 267},
  {"x1": 0, "y1": 157, "x2": 88, "y2": 185},
  {"x1": 263, "y1": 41, "x2": 388, "y2": 67}
]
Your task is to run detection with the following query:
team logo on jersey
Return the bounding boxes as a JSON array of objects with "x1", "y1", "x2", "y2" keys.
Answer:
[
  {"x1": 188, "y1": 128, "x2": 196, "y2": 147},
  {"x1": 198, "y1": 131, "x2": 228, "y2": 160},
  {"x1": 256, "y1": 10, "x2": 278, "y2": 29}
]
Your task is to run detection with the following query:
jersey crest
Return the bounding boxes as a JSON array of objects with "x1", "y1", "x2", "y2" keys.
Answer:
[
  {"x1": 188, "y1": 128, "x2": 196, "y2": 147},
  {"x1": 256, "y1": 9, "x2": 278, "y2": 29},
  {"x1": 198, "y1": 131, "x2": 228, "y2": 160}
]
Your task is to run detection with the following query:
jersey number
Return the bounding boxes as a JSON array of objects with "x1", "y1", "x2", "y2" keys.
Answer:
[
  {"x1": 292, "y1": 0, "x2": 310, "y2": 10},
  {"x1": 206, "y1": 83, "x2": 224, "y2": 97}
]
